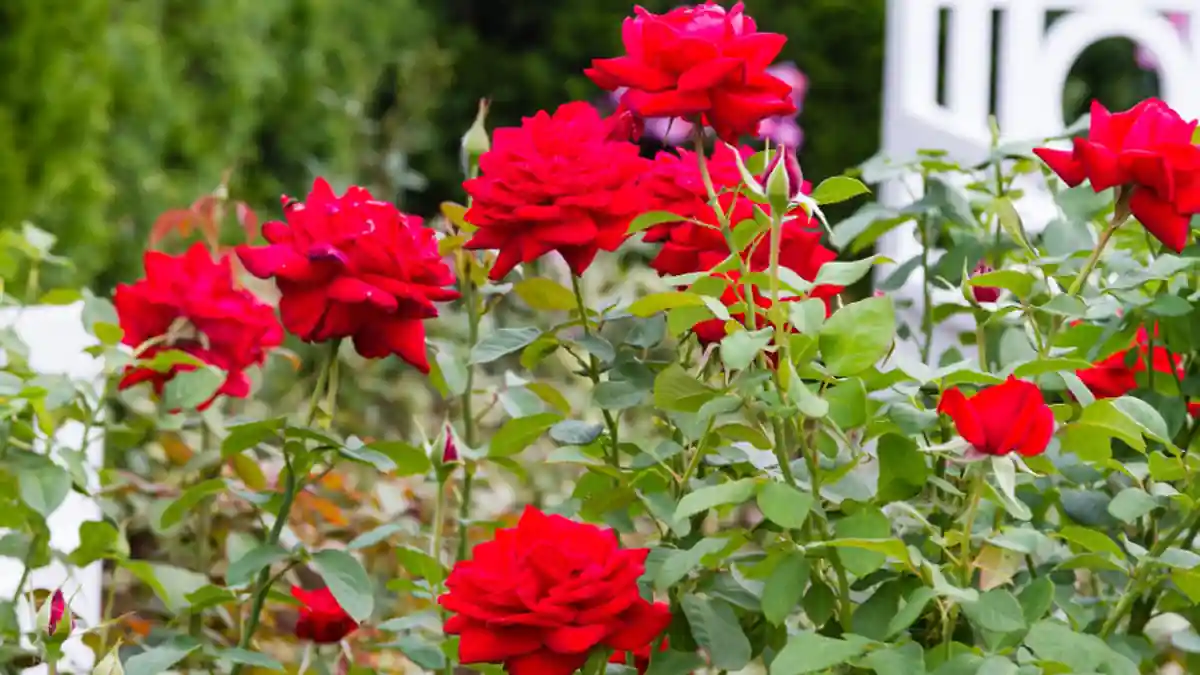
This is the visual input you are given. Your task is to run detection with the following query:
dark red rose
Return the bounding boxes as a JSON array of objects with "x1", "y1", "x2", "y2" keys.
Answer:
[
  {"x1": 586, "y1": 2, "x2": 796, "y2": 143},
  {"x1": 439, "y1": 506, "x2": 671, "y2": 675},
  {"x1": 937, "y1": 376, "x2": 1055, "y2": 457},
  {"x1": 1076, "y1": 326, "x2": 1182, "y2": 398},
  {"x1": 969, "y1": 262, "x2": 1001, "y2": 303},
  {"x1": 1189, "y1": 402, "x2": 1200, "y2": 418},
  {"x1": 1033, "y1": 98, "x2": 1200, "y2": 252},
  {"x1": 463, "y1": 102, "x2": 649, "y2": 281},
  {"x1": 115, "y1": 243, "x2": 283, "y2": 410},
  {"x1": 292, "y1": 585, "x2": 358, "y2": 644},
  {"x1": 761, "y1": 145, "x2": 805, "y2": 201},
  {"x1": 606, "y1": 101, "x2": 645, "y2": 143},
  {"x1": 237, "y1": 179, "x2": 460, "y2": 372}
]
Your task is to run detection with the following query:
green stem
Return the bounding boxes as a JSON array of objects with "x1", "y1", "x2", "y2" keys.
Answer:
[
  {"x1": 1046, "y1": 211, "x2": 1126, "y2": 350},
  {"x1": 1099, "y1": 509, "x2": 1200, "y2": 637},
  {"x1": 189, "y1": 422, "x2": 216, "y2": 639},
  {"x1": 457, "y1": 263, "x2": 481, "y2": 563},
  {"x1": 919, "y1": 211, "x2": 934, "y2": 364},
  {"x1": 975, "y1": 315, "x2": 988, "y2": 371},
  {"x1": 797, "y1": 419, "x2": 852, "y2": 630},
  {"x1": 959, "y1": 467, "x2": 985, "y2": 586},
  {"x1": 570, "y1": 275, "x2": 621, "y2": 468},
  {"x1": 231, "y1": 341, "x2": 339, "y2": 674}
]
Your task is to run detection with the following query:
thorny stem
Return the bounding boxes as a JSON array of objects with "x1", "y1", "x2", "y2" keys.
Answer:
[
  {"x1": 919, "y1": 210, "x2": 934, "y2": 365},
  {"x1": 457, "y1": 262, "x2": 481, "y2": 563},
  {"x1": 571, "y1": 274, "x2": 621, "y2": 468},
  {"x1": 1045, "y1": 205, "x2": 1127, "y2": 352},
  {"x1": 231, "y1": 340, "x2": 340, "y2": 675},
  {"x1": 189, "y1": 421, "x2": 217, "y2": 640}
]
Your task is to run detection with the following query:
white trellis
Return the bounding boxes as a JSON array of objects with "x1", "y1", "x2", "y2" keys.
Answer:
[
  {"x1": 878, "y1": 0, "x2": 1199, "y2": 364},
  {"x1": 0, "y1": 304, "x2": 104, "y2": 674}
]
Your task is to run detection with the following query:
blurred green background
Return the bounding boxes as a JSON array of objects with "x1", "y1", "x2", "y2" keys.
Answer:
[{"x1": 0, "y1": 0, "x2": 1158, "y2": 291}]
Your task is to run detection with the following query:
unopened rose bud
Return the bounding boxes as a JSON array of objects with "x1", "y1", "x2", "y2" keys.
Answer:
[
  {"x1": 37, "y1": 590, "x2": 73, "y2": 639},
  {"x1": 970, "y1": 262, "x2": 1001, "y2": 303},
  {"x1": 461, "y1": 99, "x2": 491, "y2": 178},
  {"x1": 762, "y1": 145, "x2": 804, "y2": 201},
  {"x1": 765, "y1": 146, "x2": 793, "y2": 215},
  {"x1": 442, "y1": 426, "x2": 460, "y2": 464},
  {"x1": 93, "y1": 645, "x2": 125, "y2": 675}
]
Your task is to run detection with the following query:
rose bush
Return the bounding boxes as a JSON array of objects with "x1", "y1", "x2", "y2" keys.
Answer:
[{"x1": 4, "y1": 3, "x2": 1200, "y2": 675}]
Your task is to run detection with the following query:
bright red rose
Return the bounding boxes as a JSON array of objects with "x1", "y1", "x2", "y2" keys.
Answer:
[
  {"x1": 1075, "y1": 327, "x2": 1182, "y2": 398},
  {"x1": 969, "y1": 262, "x2": 1001, "y2": 303},
  {"x1": 292, "y1": 585, "x2": 358, "y2": 644},
  {"x1": 237, "y1": 178, "x2": 460, "y2": 372},
  {"x1": 937, "y1": 376, "x2": 1055, "y2": 457},
  {"x1": 1033, "y1": 98, "x2": 1200, "y2": 252},
  {"x1": 115, "y1": 243, "x2": 283, "y2": 410},
  {"x1": 641, "y1": 144, "x2": 752, "y2": 223},
  {"x1": 463, "y1": 102, "x2": 649, "y2": 281},
  {"x1": 1189, "y1": 402, "x2": 1200, "y2": 417},
  {"x1": 586, "y1": 2, "x2": 797, "y2": 143},
  {"x1": 439, "y1": 506, "x2": 671, "y2": 675}
]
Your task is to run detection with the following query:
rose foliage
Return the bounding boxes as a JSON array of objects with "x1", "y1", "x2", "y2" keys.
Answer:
[{"x1": 4, "y1": 3, "x2": 1200, "y2": 675}]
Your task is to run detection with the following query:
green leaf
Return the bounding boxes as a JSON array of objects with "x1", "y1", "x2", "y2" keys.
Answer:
[
  {"x1": 825, "y1": 378, "x2": 868, "y2": 430},
  {"x1": 1058, "y1": 525, "x2": 1123, "y2": 557},
  {"x1": 488, "y1": 413, "x2": 561, "y2": 457},
  {"x1": 863, "y1": 642, "x2": 926, "y2": 675},
  {"x1": 628, "y1": 210, "x2": 684, "y2": 235},
  {"x1": 720, "y1": 328, "x2": 773, "y2": 370},
  {"x1": 757, "y1": 482, "x2": 814, "y2": 530},
  {"x1": 434, "y1": 349, "x2": 468, "y2": 396},
  {"x1": 68, "y1": 520, "x2": 122, "y2": 566},
  {"x1": 549, "y1": 420, "x2": 604, "y2": 445},
  {"x1": 311, "y1": 549, "x2": 374, "y2": 621},
  {"x1": 1111, "y1": 395, "x2": 1173, "y2": 445},
  {"x1": 833, "y1": 508, "x2": 891, "y2": 575},
  {"x1": 124, "y1": 643, "x2": 200, "y2": 675},
  {"x1": 819, "y1": 296, "x2": 895, "y2": 376},
  {"x1": 161, "y1": 367, "x2": 225, "y2": 410},
  {"x1": 1073, "y1": 399, "x2": 1146, "y2": 451},
  {"x1": 770, "y1": 631, "x2": 870, "y2": 675},
  {"x1": 1107, "y1": 487, "x2": 1158, "y2": 524},
  {"x1": 366, "y1": 440, "x2": 432, "y2": 476},
  {"x1": 990, "y1": 455, "x2": 1031, "y2": 520},
  {"x1": 339, "y1": 442, "x2": 398, "y2": 471},
  {"x1": 18, "y1": 462, "x2": 71, "y2": 517},
  {"x1": 812, "y1": 255, "x2": 891, "y2": 287},
  {"x1": 159, "y1": 478, "x2": 225, "y2": 529},
  {"x1": 961, "y1": 588, "x2": 1026, "y2": 633},
  {"x1": 348, "y1": 522, "x2": 410, "y2": 550},
  {"x1": 761, "y1": 552, "x2": 809, "y2": 625},
  {"x1": 675, "y1": 479, "x2": 758, "y2": 521},
  {"x1": 93, "y1": 321, "x2": 123, "y2": 345},
  {"x1": 226, "y1": 543, "x2": 290, "y2": 586},
  {"x1": 968, "y1": 269, "x2": 1035, "y2": 298},
  {"x1": 222, "y1": 417, "x2": 286, "y2": 456},
  {"x1": 513, "y1": 278, "x2": 577, "y2": 311},
  {"x1": 811, "y1": 176, "x2": 871, "y2": 205},
  {"x1": 1018, "y1": 576, "x2": 1055, "y2": 623},
  {"x1": 629, "y1": 291, "x2": 706, "y2": 317},
  {"x1": 646, "y1": 650, "x2": 707, "y2": 675},
  {"x1": 594, "y1": 380, "x2": 649, "y2": 410},
  {"x1": 787, "y1": 298, "x2": 827, "y2": 334},
  {"x1": 681, "y1": 594, "x2": 752, "y2": 671},
  {"x1": 655, "y1": 538, "x2": 729, "y2": 590},
  {"x1": 470, "y1": 327, "x2": 542, "y2": 364},
  {"x1": 216, "y1": 648, "x2": 284, "y2": 671},
  {"x1": 886, "y1": 587, "x2": 936, "y2": 638},
  {"x1": 1011, "y1": 357, "x2": 1094, "y2": 378},
  {"x1": 653, "y1": 364, "x2": 718, "y2": 413},
  {"x1": 975, "y1": 656, "x2": 1018, "y2": 675},
  {"x1": 388, "y1": 634, "x2": 448, "y2": 670}
]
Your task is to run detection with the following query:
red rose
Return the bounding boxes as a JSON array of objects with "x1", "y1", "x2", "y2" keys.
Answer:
[
  {"x1": 439, "y1": 506, "x2": 671, "y2": 675},
  {"x1": 1076, "y1": 327, "x2": 1182, "y2": 398},
  {"x1": 463, "y1": 102, "x2": 649, "y2": 281},
  {"x1": 292, "y1": 585, "x2": 358, "y2": 644},
  {"x1": 115, "y1": 243, "x2": 283, "y2": 410},
  {"x1": 46, "y1": 589, "x2": 73, "y2": 636},
  {"x1": 586, "y1": 2, "x2": 797, "y2": 143},
  {"x1": 969, "y1": 262, "x2": 1001, "y2": 303},
  {"x1": 1033, "y1": 98, "x2": 1200, "y2": 252},
  {"x1": 937, "y1": 376, "x2": 1055, "y2": 457},
  {"x1": 1189, "y1": 402, "x2": 1200, "y2": 418},
  {"x1": 237, "y1": 179, "x2": 460, "y2": 372}
]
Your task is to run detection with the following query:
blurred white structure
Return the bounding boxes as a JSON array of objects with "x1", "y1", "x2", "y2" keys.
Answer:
[
  {"x1": 879, "y1": 0, "x2": 1199, "y2": 363},
  {"x1": 0, "y1": 305, "x2": 103, "y2": 673}
]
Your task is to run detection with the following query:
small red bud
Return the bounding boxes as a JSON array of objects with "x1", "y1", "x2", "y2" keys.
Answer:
[
  {"x1": 443, "y1": 427, "x2": 459, "y2": 464},
  {"x1": 971, "y1": 262, "x2": 1001, "y2": 303}
]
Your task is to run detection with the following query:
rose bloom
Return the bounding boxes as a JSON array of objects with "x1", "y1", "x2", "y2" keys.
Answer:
[
  {"x1": 439, "y1": 506, "x2": 671, "y2": 675},
  {"x1": 937, "y1": 376, "x2": 1055, "y2": 457},
  {"x1": 238, "y1": 178, "x2": 460, "y2": 372},
  {"x1": 587, "y1": 2, "x2": 796, "y2": 143},
  {"x1": 1075, "y1": 326, "x2": 1182, "y2": 398},
  {"x1": 115, "y1": 243, "x2": 283, "y2": 410},
  {"x1": 463, "y1": 102, "x2": 649, "y2": 281},
  {"x1": 292, "y1": 586, "x2": 358, "y2": 643},
  {"x1": 1033, "y1": 98, "x2": 1200, "y2": 252}
]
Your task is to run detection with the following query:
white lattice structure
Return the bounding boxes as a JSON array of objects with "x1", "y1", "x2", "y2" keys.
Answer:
[
  {"x1": 879, "y1": 0, "x2": 1199, "y2": 364},
  {"x1": 0, "y1": 305, "x2": 103, "y2": 673}
]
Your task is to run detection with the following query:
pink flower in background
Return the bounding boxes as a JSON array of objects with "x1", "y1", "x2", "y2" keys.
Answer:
[
  {"x1": 607, "y1": 89, "x2": 696, "y2": 145},
  {"x1": 1137, "y1": 13, "x2": 1188, "y2": 70},
  {"x1": 758, "y1": 62, "x2": 808, "y2": 148}
]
